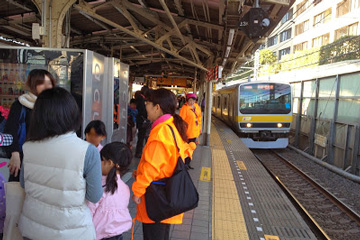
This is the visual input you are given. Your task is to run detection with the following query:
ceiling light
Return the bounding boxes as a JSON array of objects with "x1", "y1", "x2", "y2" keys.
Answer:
[
  {"x1": 225, "y1": 46, "x2": 231, "y2": 58},
  {"x1": 228, "y1": 29, "x2": 235, "y2": 46}
]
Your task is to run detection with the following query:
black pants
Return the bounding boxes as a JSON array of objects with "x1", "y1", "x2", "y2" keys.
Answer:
[
  {"x1": 185, "y1": 138, "x2": 197, "y2": 166},
  {"x1": 135, "y1": 126, "x2": 147, "y2": 156},
  {"x1": 143, "y1": 222, "x2": 170, "y2": 240}
]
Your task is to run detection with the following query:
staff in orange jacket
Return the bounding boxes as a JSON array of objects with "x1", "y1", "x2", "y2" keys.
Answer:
[
  {"x1": 132, "y1": 88, "x2": 196, "y2": 240},
  {"x1": 179, "y1": 93, "x2": 201, "y2": 169}
]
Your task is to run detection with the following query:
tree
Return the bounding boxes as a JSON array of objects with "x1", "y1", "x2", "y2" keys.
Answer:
[{"x1": 259, "y1": 49, "x2": 277, "y2": 65}]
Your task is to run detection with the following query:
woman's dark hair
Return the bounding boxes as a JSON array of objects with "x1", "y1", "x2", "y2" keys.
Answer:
[
  {"x1": 26, "y1": 69, "x2": 56, "y2": 95},
  {"x1": 141, "y1": 85, "x2": 149, "y2": 98},
  {"x1": 84, "y1": 120, "x2": 107, "y2": 136},
  {"x1": 100, "y1": 142, "x2": 132, "y2": 194},
  {"x1": 134, "y1": 91, "x2": 142, "y2": 99},
  {"x1": 27, "y1": 87, "x2": 81, "y2": 141},
  {"x1": 147, "y1": 88, "x2": 188, "y2": 142}
]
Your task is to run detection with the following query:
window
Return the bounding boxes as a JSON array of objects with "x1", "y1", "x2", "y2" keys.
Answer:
[
  {"x1": 267, "y1": 35, "x2": 278, "y2": 47},
  {"x1": 224, "y1": 97, "x2": 227, "y2": 109},
  {"x1": 335, "y1": 23, "x2": 358, "y2": 40},
  {"x1": 217, "y1": 96, "x2": 220, "y2": 108},
  {"x1": 281, "y1": 9, "x2": 293, "y2": 24},
  {"x1": 294, "y1": 42, "x2": 308, "y2": 53},
  {"x1": 312, "y1": 33, "x2": 330, "y2": 47},
  {"x1": 313, "y1": 8, "x2": 332, "y2": 27},
  {"x1": 354, "y1": 0, "x2": 360, "y2": 8},
  {"x1": 296, "y1": 0, "x2": 310, "y2": 16},
  {"x1": 337, "y1": 0, "x2": 351, "y2": 17},
  {"x1": 280, "y1": 29, "x2": 292, "y2": 42},
  {"x1": 239, "y1": 83, "x2": 291, "y2": 114},
  {"x1": 295, "y1": 20, "x2": 309, "y2": 36},
  {"x1": 279, "y1": 47, "x2": 290, "y2": 60}
]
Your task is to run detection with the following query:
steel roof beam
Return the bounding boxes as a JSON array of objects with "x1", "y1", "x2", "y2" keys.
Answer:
[
  {"x1": 111, "y1": 1, "x2": 143, "y2": 34},
  {"x1": 6, "y1": 0, "x2": 33, "y2": 12},
  {"x1": 73, "y1": 0, "x2": 208, "y2": 72}
]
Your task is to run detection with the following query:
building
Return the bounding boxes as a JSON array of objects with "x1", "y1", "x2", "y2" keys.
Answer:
[{"x1": 266, "y1": 0, "x2": 360, "y2": 60}]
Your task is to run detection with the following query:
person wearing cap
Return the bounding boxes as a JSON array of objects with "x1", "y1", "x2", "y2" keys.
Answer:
[
  {"x1": 179, "y1": 93, "x2": 201, "y2": 169},
  {"x1": 0, "y1": 133, "x2": 13, "y2": 147}
]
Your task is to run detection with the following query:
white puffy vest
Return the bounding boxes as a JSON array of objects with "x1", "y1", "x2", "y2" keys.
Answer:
[{"x1": 19, "y1": 132, "x2": 96, "y2": 240}]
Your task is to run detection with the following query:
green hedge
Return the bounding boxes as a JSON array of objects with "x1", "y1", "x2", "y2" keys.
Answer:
[{"x1": 259, "y1": 35, "x2": 360, "y2": 75}]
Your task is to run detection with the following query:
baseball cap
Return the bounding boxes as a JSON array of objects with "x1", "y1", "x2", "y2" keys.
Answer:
[{"x1": 186, "y1": 93, "x2": 197, "y2": 100}]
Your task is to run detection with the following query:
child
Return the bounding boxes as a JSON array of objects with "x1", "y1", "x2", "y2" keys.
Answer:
[
  {"x1": 87, "y1": 142, "x2": 133, "y2": 240},
  {"x1": 85, "y1": 120, "x2": 107, "y2": 151}
]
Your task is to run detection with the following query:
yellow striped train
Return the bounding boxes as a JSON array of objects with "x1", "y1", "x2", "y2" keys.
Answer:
[{"x1": 212, "y1": 81, "x2": 292, "y2": 148}]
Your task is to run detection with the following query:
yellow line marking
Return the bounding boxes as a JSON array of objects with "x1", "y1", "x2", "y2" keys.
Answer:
[
  {"x1": 265, "y1": 235, "x2": 280, "y2": 240},
  {"x1": 236, "y1": 161, "x2": 247, "y2": 170},
  {"x1": 200, "y1": 167, "x2": 211, "y2": 182},
  {"x1": 226, "y1": 139, "x2": 232, "y2": 144},
  {"x1": 211, "y1": 124, "x2": 249, "y2": 240}
]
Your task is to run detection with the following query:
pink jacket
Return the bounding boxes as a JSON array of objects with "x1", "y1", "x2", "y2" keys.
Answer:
[{"x1": 87, "y1": 175, "x2": 132, "y2": 240}]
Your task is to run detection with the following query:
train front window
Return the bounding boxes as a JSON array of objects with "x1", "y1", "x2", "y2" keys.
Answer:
[{"x1": 239, "y1": 83, "x2": 291, "y2": 114}]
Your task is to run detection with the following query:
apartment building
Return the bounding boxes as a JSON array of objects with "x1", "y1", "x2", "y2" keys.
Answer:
[{"x1": 266, "y1": 0, "x2": 360, "y2": 60}]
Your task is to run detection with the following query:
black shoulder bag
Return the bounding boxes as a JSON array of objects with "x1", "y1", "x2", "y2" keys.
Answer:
[{"x1": 145, "y1": 125, "x2": 199, "y2": 222}]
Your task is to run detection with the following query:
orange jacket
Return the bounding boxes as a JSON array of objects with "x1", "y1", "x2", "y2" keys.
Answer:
[
  {"x1": 179, "y1": 103, "x2": 201, "y2": 139},
  {"x1": 132, "y1": 117, "x2": 195, "y2": 224}
]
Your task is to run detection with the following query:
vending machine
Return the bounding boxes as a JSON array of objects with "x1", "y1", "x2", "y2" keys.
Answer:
[{"x1": 0, "y1": 46, "x2": 128, "y2": 143}]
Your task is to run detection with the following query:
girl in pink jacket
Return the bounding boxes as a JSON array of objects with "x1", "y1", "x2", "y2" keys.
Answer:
[{"x1": 87, "y1": 142, "x2": 132, "y2": 240}]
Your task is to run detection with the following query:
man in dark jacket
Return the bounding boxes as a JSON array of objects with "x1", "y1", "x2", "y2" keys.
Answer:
[{"x1": 134, "y1": 86, "x2": 151, "y2": 158}]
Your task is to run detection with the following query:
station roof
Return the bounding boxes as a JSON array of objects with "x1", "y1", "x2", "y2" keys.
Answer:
[{"x1": 0, "y1": 0, "x2": 293, "y2": 81}]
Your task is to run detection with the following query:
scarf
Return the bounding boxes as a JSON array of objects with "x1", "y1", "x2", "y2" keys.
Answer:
[{"x1": 18, "y1": 92, "x2": 37, "y2": 109}]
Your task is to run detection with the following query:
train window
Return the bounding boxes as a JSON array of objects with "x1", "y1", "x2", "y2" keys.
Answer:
[
  {"x1": 217, "y1": 96, "x2": 221, "y2": 108},
  {"x1": 239, "y1": 83, "x2": 292, "y2": 114},
  {"x1": 224, "y1": 97, "x2": 227, "y2": 109}
]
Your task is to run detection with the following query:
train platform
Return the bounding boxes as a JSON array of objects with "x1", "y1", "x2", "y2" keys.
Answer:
[{"x1": 123, "y1": 116, "x2": 317, "y2": 240}]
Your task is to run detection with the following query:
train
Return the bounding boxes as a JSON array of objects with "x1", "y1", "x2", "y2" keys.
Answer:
[{"x1": 212, "y1": 81, "x2": 292, "y2": 148}]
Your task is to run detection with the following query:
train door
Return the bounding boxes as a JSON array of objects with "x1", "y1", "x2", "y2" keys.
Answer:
[
  {"x1": 228, "y1": 93, "x2": 233, "y2": 126},
  {"x1": 217, "y1": 95, "x2": 221, "y2": 117}
]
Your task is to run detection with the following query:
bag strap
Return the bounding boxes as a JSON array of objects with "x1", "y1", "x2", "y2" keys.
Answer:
[
  {"x1": 167, "y1": 124, "x2": 180, "y2": 152},
  {"x1": 19, "y1": 105, "x2": 26, "y2": 124},
  {"x1": 190, "y1": 107, "x2": 198, "y2": 119}
]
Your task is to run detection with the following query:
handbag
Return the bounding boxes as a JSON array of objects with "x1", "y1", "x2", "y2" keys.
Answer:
[
  {"x1": 145, "y1": 125, "x2": 199, "y2": 222},
  {"x1": 3, "y1": 182, "x2": 25, "y2": 240}
]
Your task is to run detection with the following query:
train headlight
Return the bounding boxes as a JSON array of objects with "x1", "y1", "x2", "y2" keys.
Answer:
[
  {"x1": 277, "y1": 123, "x2": 283, "y2": 128},
  {"x1": 246, "y1": 123, "x2": 252, "y2": 128}
]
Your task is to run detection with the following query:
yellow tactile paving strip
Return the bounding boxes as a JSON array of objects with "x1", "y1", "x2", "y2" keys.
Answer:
[{"x1": 211, "y1": 124, "x2": 249, "y2": 240}]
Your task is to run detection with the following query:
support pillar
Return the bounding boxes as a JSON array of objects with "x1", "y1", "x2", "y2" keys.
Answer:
[
  {"x1": 203, "y1": 80, "x2": 213, "y2": 146},
  {"x1": 32, "y1": 0, "x2": 76, "y2": 48}
]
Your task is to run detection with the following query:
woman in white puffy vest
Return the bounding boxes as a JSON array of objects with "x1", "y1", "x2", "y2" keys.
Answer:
[{"x1": 18, "y1": 87, "x2": 103, "y2": 240}]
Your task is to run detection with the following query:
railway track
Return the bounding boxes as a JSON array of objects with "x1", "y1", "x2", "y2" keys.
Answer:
[{"x1": 253, "y1": 149, "x2": 360, "y2": 240}]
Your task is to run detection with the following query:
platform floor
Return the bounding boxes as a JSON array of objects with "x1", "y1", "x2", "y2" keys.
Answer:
[{"x1": 123, "y1": 117, "x2": 317, "y2": 240}]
